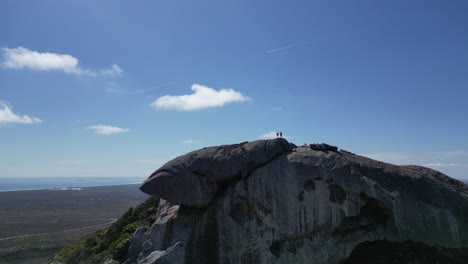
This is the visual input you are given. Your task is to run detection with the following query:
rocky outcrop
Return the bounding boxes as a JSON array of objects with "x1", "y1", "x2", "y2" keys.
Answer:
[
  {"x1": 133, "y1": 139, "x2": 468, "y2": 264},
  {"x1": 140, "y1": 139, "x2": 293, "y2": 208}
]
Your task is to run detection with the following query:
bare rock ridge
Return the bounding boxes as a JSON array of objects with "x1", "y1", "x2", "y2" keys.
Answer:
[
  {"x1": 139, "y1": 138, "x2": 293, "y2": 208},
  {"x1": 134, "y1": 139, "x2": 468, "y2": 264}
]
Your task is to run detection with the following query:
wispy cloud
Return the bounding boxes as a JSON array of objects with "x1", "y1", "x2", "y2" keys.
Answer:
[
  {"x1": 106, "y1": 87, "x2": 121, "y2": 93},
  {"x1": 136, "y1": 159, "x2": 167, "y2": 165},
  {"x1": 265, "y1": 41, "x2": 310, "y2": 54},
  {"x1": 422, "y1": 163, "x2": 468, "y2": 168},
  {"x1": 106, "y1": 82, "x2": 122, "y2": 94},
  {"x1": 361, "y1": 151, "x2": 468, "y2": 179},
  {"x1": 362, "y1": 151, "x2": 468, "y2": 165},
  {"x1": 151, "y1": 84, "x2": 250, "y2": 111},
  {"x1": 99, "y1": 64, "x2": 123, "y2": 77},
  {"x1": 87, "y1": 125, "x2": 129, "y2": 135},
  {"x1": 180, "y1": 139, "x2": 199, "y2": 144},
  {"x1": 258, "y1": 131, "x2": 289, "y2": 140},
  {"x1": 0, "y1": 101, "x2": 42, "y2": 125},
  {"x1": 1, "y1": 47, "x2": 123, "y2": 77},
  {"x1": 272, "y1": 106, "x2": 284, "y2": 111}
]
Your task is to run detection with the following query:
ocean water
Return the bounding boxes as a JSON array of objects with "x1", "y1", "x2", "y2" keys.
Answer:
[
  {"x1": 0, "y1": 177, "x2": 147, "y2": 192},
  {"x1": 1, "y1": 177, "x2": 466, "y2": 192}
]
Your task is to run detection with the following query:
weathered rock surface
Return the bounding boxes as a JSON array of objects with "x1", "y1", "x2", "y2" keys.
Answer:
[
  {"x1": 140, "y1": 138, "x2": 293, "y2": 208},
  {"x1": 133, "y1": 139, "x2": 468, "y2": 264}
]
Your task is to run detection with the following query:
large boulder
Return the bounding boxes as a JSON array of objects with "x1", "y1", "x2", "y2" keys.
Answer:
[
  {"x1": 134, "y1": 140, "x2": 468, "y2": 264},
  {"x1": 140, "y1": 138, "x2": 293, "y2": 208}
]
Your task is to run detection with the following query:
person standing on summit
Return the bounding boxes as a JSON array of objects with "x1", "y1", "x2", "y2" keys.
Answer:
[{"x1": 280, "y1": 132, "x2": 283, "y2": 138}]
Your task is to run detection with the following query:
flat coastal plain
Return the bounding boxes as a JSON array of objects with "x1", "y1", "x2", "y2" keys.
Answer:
[{"x1": 0, "y1": 184, "x2": 147, "y2": 264}]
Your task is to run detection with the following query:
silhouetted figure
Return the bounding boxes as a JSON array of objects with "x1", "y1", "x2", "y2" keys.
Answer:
[
  {"x1": 276, "y1": 132, "x2": 279, "y2": 138},
  {"x1": 280, "y1": 132, "x2": 283, "y2": 138}
]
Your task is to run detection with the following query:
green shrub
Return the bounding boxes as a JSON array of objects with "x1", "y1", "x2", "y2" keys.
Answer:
[
  {"x1": 112, "y1": 235, "x2": 132, "y2": 262},
  {"x1": 51, "y1": 195, "x2": 159, "y2": 264}
]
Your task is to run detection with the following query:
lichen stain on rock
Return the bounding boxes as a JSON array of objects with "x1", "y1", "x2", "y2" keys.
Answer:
[
  {"x1": 255, "y1": 200, "x2": 272, "y2": 215},
  {"x1": 269, "y1": 239, "x2": 305, "y2": 259},
  {"x1": 359, "y1": 191, "x2": 368, "y2": 201},
  {"x1": 303, "y1": 180, "x2": 316, "y2": 191},
  {"x1": 229, "y1": 196, "x2": 253, "y2": 225},
  {"x1": 269, "y1": 240, "x2": 283, "y2": 258},
  {"x1": 241, "y1": 251, "x2": 261, "y2": 264},
  {"x1": 360, "y1": 197, "x2": 387, "y2": 225},
  {"x1": 328, "y1": 184, "x2": 347, "y2": 204},
  {"x1": 297, "y1": 190, "x2": 305, "y2": 201}
]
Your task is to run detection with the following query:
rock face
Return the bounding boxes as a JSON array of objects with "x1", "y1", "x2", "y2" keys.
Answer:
[
  {"x1": 133, "y1": 139, "x2": 468, "y2": 264},
  {"x1": 140, "y1": 139, "x2": 293, "y2": 208}
]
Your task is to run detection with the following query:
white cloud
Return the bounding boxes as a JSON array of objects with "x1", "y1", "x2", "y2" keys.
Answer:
[
  {"x1": 106, "y1": 82, "x2": 121, "y2": 94},
  {"x1": 422, "y1": 163, "x2": 467, "y2": 168},
  {"x1": 1, "y1": 47, "x2": 123, "y2": 77},
  {"x1": 0, "y1": 101, "x2": 42, "y2": 125},
  {"x1": 258, "y1": 131, "x2": 289, "y2": 140},
  {"x1": 2, "y1": 47, "x2": 80, "y2": 73},
  {"x1": 87, "y1": 125, "x2": 129, "y2": 135},
  {"x1": 151, "y1": 84, "x2": 250, "y2": 111},
  {"x1": 106, "y1": 87, "x2": 121, "y2": 93},
  {"x1": 100, "y1": 64, "x2": 123, "y2": 77},
  {"x1": 180, "y1": 139, "x2": 199, "y2": 144}
]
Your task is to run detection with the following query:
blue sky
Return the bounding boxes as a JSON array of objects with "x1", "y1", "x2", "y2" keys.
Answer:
[{"x1": 1, "y1": 0, "x2": 467, "y2": 179}]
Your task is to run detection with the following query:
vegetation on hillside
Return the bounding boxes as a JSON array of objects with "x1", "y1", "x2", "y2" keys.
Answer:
[{"x1": 51, "y1": 195, "x2": 159, "y2": 264}]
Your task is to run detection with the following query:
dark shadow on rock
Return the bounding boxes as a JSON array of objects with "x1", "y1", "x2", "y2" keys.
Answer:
[{"x1": 343, "y1": 240, "x2": 468, "y2": 264}]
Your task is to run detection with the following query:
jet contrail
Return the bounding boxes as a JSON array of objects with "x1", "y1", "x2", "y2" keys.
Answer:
[
  {"x1": 134, "y1": 81, "x2": 175, "y2": 94},
  {"x1": 265, "y1": 41, "x2": 310, "y2": 54},
  {"x1": 134, "y1": 87, "x2": 153, "y2": 94}
]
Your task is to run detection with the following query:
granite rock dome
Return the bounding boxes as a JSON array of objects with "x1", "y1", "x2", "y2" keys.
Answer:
[{"x1": 134, "y1": 139, "x2": 468, "y2": 264}]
